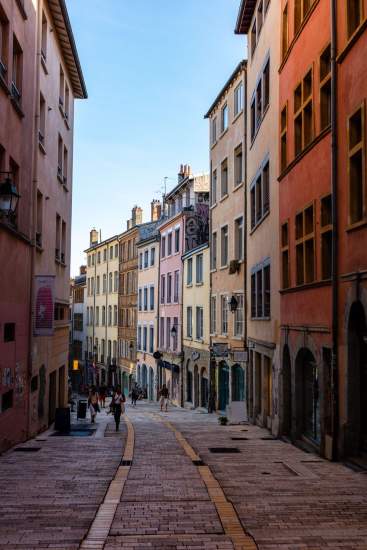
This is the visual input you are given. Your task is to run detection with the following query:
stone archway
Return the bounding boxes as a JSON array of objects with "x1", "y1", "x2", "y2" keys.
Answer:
[
  {"x1": 218, "y1": 361, "x2": 229, "y2": 412},
  {"x1": 200, "y1": 367, "x2": 208, "y2": 408},
  {"x1": 295, "y1": 348, "x2": 320, "y2": 445},
  {"x1": 232, "y1": 364, "x2": 245, "y2": 401},
  {"x1": 347, "y1": 301, "x2": 367, "y2": 454},
  {"x1": 282, "y1": 345, "x2": 292, "y2": 436}
]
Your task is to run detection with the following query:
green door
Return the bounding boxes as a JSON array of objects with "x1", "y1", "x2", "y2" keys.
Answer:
[{"x1": 218, "y1": 363, "x2": 229, "y2": 412}]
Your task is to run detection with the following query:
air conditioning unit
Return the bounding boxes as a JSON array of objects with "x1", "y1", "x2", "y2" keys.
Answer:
[{"x1": 229, "y1": 259, "x2": 240, "y2": 274}]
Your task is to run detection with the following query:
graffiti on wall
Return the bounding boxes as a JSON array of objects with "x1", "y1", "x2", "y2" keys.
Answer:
[{"x1": 185, "y1": 203, "x2": 209, "y2": 252}]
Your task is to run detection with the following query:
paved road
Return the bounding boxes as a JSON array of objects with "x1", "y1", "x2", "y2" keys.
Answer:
[{"x1": 0, "y1": 402, "x2": 366, "y2": 549}]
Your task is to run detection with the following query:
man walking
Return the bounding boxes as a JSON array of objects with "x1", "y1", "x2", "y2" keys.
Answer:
[{"x1": 159, "y1": 384, "x2": 169, "y2": 412}]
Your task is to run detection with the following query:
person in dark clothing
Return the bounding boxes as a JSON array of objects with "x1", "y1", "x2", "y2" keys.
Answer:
[
  {"x1": 131, "y1": 385, "x2": 138, "y2": 407},
  {"x1": 111, "y1": 386, "x2": 125, "y2": 432},
  {"x1": 159, "y1": 384, "x2": 169, "y2": 412}
]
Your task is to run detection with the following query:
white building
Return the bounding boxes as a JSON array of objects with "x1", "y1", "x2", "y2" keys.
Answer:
[{"x1": 69, "y1": 266, "x2": 87, "y2": 387}]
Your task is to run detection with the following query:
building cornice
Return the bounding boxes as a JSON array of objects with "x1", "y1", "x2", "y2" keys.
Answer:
[
  {"x1": 204, "y1": 60, "x2": 246, "y2": 119},
  {"x1": 234, "y1": 0, "x2": 256, "y2": 35}
]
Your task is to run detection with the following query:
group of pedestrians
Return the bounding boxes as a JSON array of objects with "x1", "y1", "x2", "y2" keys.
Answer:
[{"x1": 87, "y1": 383, "x2": 171, "y2": 431}]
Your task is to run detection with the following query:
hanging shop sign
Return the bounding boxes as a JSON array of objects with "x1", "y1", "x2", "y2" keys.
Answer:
[
  {"x1": 34, "y1": 276, "x2": 55, "y2": 336},
  {"x1": 212, "y1": 343, "x2": 229, "y2": 357}
]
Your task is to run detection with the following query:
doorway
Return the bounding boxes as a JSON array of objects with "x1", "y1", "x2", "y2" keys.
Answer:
[
  {"x1": 296, "y1": 348, "x2": 320, "y2": 445},
  {"x1": 200, "y1": 368, "x2": 208, "y2": 408},
  {"x1": 232, "y1": 364, "x2": 244, "y2": 401},
  {"x1": 282, "y1": 345, "x2": 292, "y2": 436},
  {"x1": 218, "y1": 362, "x2": 229, "y2": 412},
  {"x1": 48, "y1": 370, "x2": 57, "y2": 426}
]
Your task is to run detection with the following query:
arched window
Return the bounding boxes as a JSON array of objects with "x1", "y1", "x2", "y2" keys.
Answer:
[
  {"x1": 114, "y1": 271, "x2": 118, "y2": 292},
  {"x1": 114, "y1": 305, "x2": 117, "y2": 326},
  {"x1": 108, "y1": 305, "x2": 112, "y2": 326},
  {"x1": 102, "y1": 306, "x2": 106, "y2": 325},
  {"x1": 109, "y1": 272, "x2": 113, "y2": 293}
]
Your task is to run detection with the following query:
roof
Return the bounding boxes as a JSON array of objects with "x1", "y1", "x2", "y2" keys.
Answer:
[
  {"x1": 234, "y1": 0, "x2": 256, "y2": 35},
  {"x1": 84, "y1": 234, "x2": 119, "y2": 253},
  {"x1": 204, "y1": 60, "x2": 246, "y2": 119},
  {"x1": 47, "y1": 0, "x2": 87, "y2": 98},
  {"x1": 182, "y1": 242, "x2": 209, "y2": 261}
]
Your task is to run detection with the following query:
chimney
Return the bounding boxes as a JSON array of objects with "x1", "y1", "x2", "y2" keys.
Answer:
[
  {"x1": 178, "y1": 164, "x2": 191, "y2": 182},
  {"x1": 80, "y1": 265, "x2": 87, "y2": 275},
  {"x1": 131, "y1": 205, "x2": 143, "y2": 227},
  {"x1": 90, "y1": 228, "x2": 98, "y2": 247},
  {"x1": 127, "y1": 219, "x2": 131, "y2": 230},
  {"x1": 151, "y1": 199, "x2": 162, "y2": 222}
]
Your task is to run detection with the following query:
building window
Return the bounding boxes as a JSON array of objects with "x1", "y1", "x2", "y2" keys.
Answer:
[
  {"x1": 12, "y1": 34, "x2": 22, "y2": 103},
  {"x1": 196, "y1": 254, "x2": 203, "y2": 284},
  {"x1": 294, "y1": 0, "x2": 316, "y2": 34},
  {"x1": 144, "y1": 287, "x2": 148, "y2": 311},
  {"x1": 144, "y1": 250, "x2": 149, "y2": 268},
  {"x1": 211, "y1": 232, "x2": 217, "y2": 270},
  {"x1": 102, "y1": 306, "x2": 106, "y2": 326},
  {"x1": 210, "y1": 296, "x2": 216, "y2": 334},
  {"x1": 187, "y1": 307, "x2": 192, "y2": 338},
  {"x1": 108, "y1": 306, "x2": 112, "y2": 326},
  {"x1": 296, "y1": 203, "x2": 315, "y2": 285},
  {"x1": 234, "y1": 82, "x2": 243, "y2": 116},
  {"x1": 137, "y1": 326, "x2": 142, "y2": 351},
  {"x1": 174, "y1": 228, "x2": 180, "y2": 253},
  {"x1": 221, "y1": 225, "x2": 228, "y2": 267},
  {"x1": 114, "y1": 271, "x2": 118, "y2": 292},
  {"x1": 196, "y1": 307, "x2": 204, "y2": 340},
  {"x1": 221, "y1": 158, "x2": 228, "y2": 197},
  {"x1": 108, "y1": 272, "x2": 113, "y2": 293},
  {"x1": 281, "y1": 222, "x2": 290, "y2": 289},
  {"x1": 250, "y1": 159, "x2": 270, "y2": 230},
  {"x1": 221, "y1": 103, "x2": 228, "y2": 133},
  {"x1": 143, "y1": 326, "x2": 147, "y2": 352},
  {"x1": 166, "y1": 317, "x2": 171, "y2": 350},
  {"x1": 187, "y1": 258, "x2": 193, "y2": 285},
  {"x1": 102, "y1": 274, "x2": 107, "y2": 293},
  {"x1": 251, "y1": 59, "x2": 270, "y2": 141},
  {"x1": 150, "y1": 286, "x2": 154, "y2": 310},
  {"x1": 149, "y1": 326, "x2": 154, "y2": 353},
  {"x1": 282, "y1": 3, "x2": 288, "y2": 59},
  {"x1": 161, "y1": 275, "x2": 165, "y2": 304},
  {"x1": 347, "y1": 0, "x2": 362, "y2": 37},
  {"x1": 320, "y1": 44, "x2": 331, "y2": 131},
  {"x1": 0, "y1": 10, "x2": 9, "y2": 76},
  {"x1": 39, "y1": 93, "x2": 46, "y2": 146},
  {"x1": 114, "y1": 306, "x2": 118, "y2": 326},
  {"x1": 41, "y1": 10, "x2": 47, "y2": 60},
  {"x1": 348, "y1": 104, "x2": 365, "y2": 225},
  {"x1": 321, "y1": 195, "x2": 332, "y2": 280},
  {"x1": 36, "y1": 190, "x2": 43, "y2": 247},
  {"x1": 4, "y1": 322, "x2": 15, "y2": 342},
  {"x1": 95, "y1": 307, "x2": 99, "y2": 326},
  {"x1": 234, "y1": 216, "x2": 243, "y2": 261},
  {"x1": 211, "y1": 116, "x2": 217, "y2": 145},
  {"x1": 103, "y1": 248, "x2": 107, "y2": 262},
  {"x1": 294, "y1": 69, "x2": 313, "y2": 157},
  {"x1": 138, "y1": 288, "x2": 142, "y2": 311},
  {"x1": 211, "y1": 168, "x2": 217, "y2": 205},
  {"x1": 150, "y1": 247, "x2": 155, "y2": 266},
  {"x1": 167, "y1": 233, "x2": 172, "y2": 256},
  {"x1": 221, "y1": 296, "x2": 228, "y2": 335},
  {"x1": 251, "y1": 19, "x2": 257, "y2": 57},
  {"x1": 174, "y1": 270, "x2": 179, "y2": 302},
  {"x1": 234, "y1": 294, "x2": 244, "y2": 337},
  {"x1": 167, "y1": 272, "x2": 172, "y2": 303},
  {"x1": 234, "y1": 145, "x2": 243, "y2": 187},
  {"x1": 280, "y1": 104, "x2": 288, "y2": 172},
  {"x1": 251, "y1": 263, "x2": 271, "y2": 318},
  {"x1": 139, "y1": 252, "x2": 143, "y2": 270},
  {"x1": 110, "y1": 246, "x2": 113, "y2": 260}
]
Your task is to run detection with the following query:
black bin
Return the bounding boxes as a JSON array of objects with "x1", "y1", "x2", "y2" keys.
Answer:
[
  {"x1": 77, "y1": 399, "x2": 88, "y2": 419},
  {"x1": 55, "y1": 407, "x2": 71, "y2": 432}
]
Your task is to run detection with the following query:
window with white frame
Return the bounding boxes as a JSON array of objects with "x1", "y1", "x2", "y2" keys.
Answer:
[
  {"x1": 221, "y1": 103, "x2": 228, "y2": 133},
  {"x1": 250, "y1": 57, "x2": 270, "y2": 141},
  {"x1": 175, "y1": 228, "x2": 180, "y2": 253},
  {"x1": 149, "y1": 326, "x2": 154, "y2": 353},
  {"x1": 150, "y1": 286, "x2": 154, "y2": 310},
  {"x1": 221, "y1": 225, "x2": 228, "y2": 267},
  {"x1": 138, "y1": 288, "x2": 142, "y2": 311},
  {"x1": 186, "y1": 307, "x2": 192, "y2": 338},
  {"x1": 144, "y1": 287, "x2": 148, "y2": 311},
  {"x1": 161, "y1": 275, "x2": 165, "y2": 303},
  {"x1": 174, "y1": 270, "x2": 179, "y2": 302},
  {"x1": 167, "y1": 233, "x2": 172, "y2": 255},
  {"x1": 187, "y1": 257, "x2": 193, "y2": 285},
  {"x1": 210, "y1": 295, "x2": 217, "y2": 334},
  {"x1": 221, "y1": 158, "x2": 228, "y2": 197},
  {"x1": 150, "y1": 247, "x2": 155, "y2": 266},
  {"x1": 251, "y1": 262, "x2": 271, "y2": 319},
  {"x1": 167, "y1": 272, "x2": 172, "y2": 303},
  {"x1": 234, "y1": 217, "x2": 244, "y2": 261},
  {"x1": 144, "y1": 250, "x2": 149, "y2": 268},
  {"x1": 114, "y1": 305, "x2": 117, "y2": 326},
  {"x1": 143, "y1": 326, "x2": 147, "y2": 352},
  {"x1": 196, "y1": 254, "x2": 203, "y2": 284},
  {"x1": 211, "y1": 117, "x2": 217, "y2": 144},
  {"x1": 211, "y1": 232, "x2": 217, "y2": 270},
  {"x1": 137, "y1": 326, "x2": 142, "y2": 351},
  {"x1": 211, "y1": 168, "x2": 217, "y2": 205},
  {"x1": 139, "y1": 252, "x2": 143, "y2": 270},
  {"x1": 234, "y1": 294, "x2": 244, "y2": 336},
  {"x1": 196, "y1": 307, "x2": 204, "y2": 340},
  {"x1": 166, "y1": 317, "x2": 171, "y2": 350},
  {"x1": 234, "y1": 145, "x2": 243, "y2": 187},
  {"x1": 234, "y1": 82, "x2": 243, "y2": 116},
  {"x1": 161, "y1": 236, "x2": 166, "y2": 258},
  {"x1": 250, "y1": 159, "x2": 270, "y2": 230},
  {"x1": 221, "y1": 295, "x2": 228, "y2": 334}
]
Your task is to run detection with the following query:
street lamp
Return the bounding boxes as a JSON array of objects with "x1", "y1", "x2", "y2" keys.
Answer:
[{"x1": 0, "y1": 173, "x2": 20, "y2": 217}]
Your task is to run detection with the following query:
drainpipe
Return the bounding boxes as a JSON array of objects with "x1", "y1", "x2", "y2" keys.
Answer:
[
  {"x1": 209, "y1": 159, "x2": 213, "y2": 412},
  {"x1": 330, "y1": 0, "x2": 339, "y2": 461},
  {"x1": 242, "y1": 67, "x2": 248, "y2": 420}
]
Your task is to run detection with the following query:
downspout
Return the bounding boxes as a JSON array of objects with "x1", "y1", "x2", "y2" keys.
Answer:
[
  {"x1": 27, "y1": 0, "x2": 42, "y2": 439},
  {"x1": 180, "y1": 215, "x2": 184, "y2": 407},
  {"x1": 157, "y1": 231, "x2": 162, "y2": 397},
  {"x1": 330, "y1": 0, "x2": 339, "y2": 461},
  {"x1": 209, "y1": 159, "x2": 213, "y2": 412},
  {"x1": 105, "y1": 244, "x2": 108, "y2": 383},
  {"x1": 242, "y1": 67, "x2": 248, "y2": 419}
]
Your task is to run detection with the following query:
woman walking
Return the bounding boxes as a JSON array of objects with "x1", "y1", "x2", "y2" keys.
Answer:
[
  {"x1": 111, "y1": 386, "x2": 125, "y2": 432},
  {"x1": 88, "y1": 386, "x2": 100, "y2": 423}
]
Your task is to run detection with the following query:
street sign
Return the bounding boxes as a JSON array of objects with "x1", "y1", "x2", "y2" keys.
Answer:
[
  {"x1": 212, "y1": 343, "x2": 229, "y2": 357},
  {"x1": 231, "y1": 350, "x2": 248, "y2": 363}
]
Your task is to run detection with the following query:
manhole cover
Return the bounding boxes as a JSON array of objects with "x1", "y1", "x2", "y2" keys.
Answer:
[
  {"x1": 120, "y1": 459, "x2": 132, "y2": 466},
  {"x1": 13, "y1": 447, "x2": 41, "y2": 453},
  {"x1": 209, "y1": 447, "x2": 240, "y2": 454},
  {"x1": 261, "y1": 437, "x2": 276, "y2": 441},
  {"x1": 261, "y1": 471, "x2": 271, "y2": 475},
  {"x1": 231, "y1": 437, "x2": 249, "y2": 440},
  {"x1": 192, "y1": 459, "x2": 205, "y2": 466},
  {"x1": 51, "y1": 429, "x2": 95, "y2": 437}
]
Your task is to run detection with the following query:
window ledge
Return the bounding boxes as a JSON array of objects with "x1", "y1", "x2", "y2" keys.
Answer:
[
  {"x1": 210, "y1": 140, "x2": 218, "y2": 150},
  {"x1": 63, "y1": 183, "x2": 69, "y2": 193},
  {"x1": 233, "y1": 182, "x2": 244, "y2": 192},
  {"x1": 346, "y1": 219, "x2": 367, "y2": 233},
  {"x1": 232, "y1": 110, "x2": 243, "y2": 124},
  {"x1": 251, "y1": 316, "x2": 271, "y2": 321},
  {"x1": 249, "y1": 209, "x2": 270, "y2": 235},
  {"x1": 196, "y1": 282, "x2": 204, "y2": 287},
  {"x1": 38, "y1": 141, "x2": 46, "y2": 155},
  {"x1": 64, "y1": 116, "x2": 70, "y2": 130},
  {"x1": 280, "y1": 279, "x2": 331, "y2": 294},
  {"x1": 210, "y1": 202, "x2": 217, "y2": 210},
  {"x1": 36, "y1": 244, "x2": 43, "y2": 253},
  {"x1": 250, "y1": 104, "x2": 270, "y2": 149},
  {"x1": 219, "y1": 194, "x2": 229, "y2": 203},
  {"x1": 0, "y1": 73, "x2": 10, "y2": 96},
  {"x1": 220, "y1": 265, "x2": 228, "y2": 271},
  {"x1": 15, "y1": 0, "x2": 27, "y2": 19},
  {"x1": 186, "y1": 283, "x2": 193, "y2": 288},
  {"x1": 210, "y1": 268, "x2": 217, "y2": 273},
  {"x1": 220, "y1": 127, "x2": 229, "y2": 139},
  {"x1": 11, "y1": 96, "x2": 24, "y2": 118}
]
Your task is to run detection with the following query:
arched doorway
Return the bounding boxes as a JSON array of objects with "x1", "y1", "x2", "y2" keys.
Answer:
[
  {"x1": 186, "y1": 360, "x2": 193, "y2": 403},
  {"x1": 148, "y1": 368, "x2": 154, "y2": 400},
  {"x1": 218, "y1": 361, "x2": 229, "y2": 412},
  {"x1": 200, "y1": 367, "x2": 208, "y2": 408},
  {"x1": 282, "y1": 345, "x2": 292, "y2": 436},
  {"x1": 348, "y1": 301, "x2": 367, "y2": 454},
  {"x1": 142, "y1": 364, "x2": 147, "y2": 392},
  {"x1": 295, "y1": 348, "x2": 320, "y2": 445},
  {"x1": 232, "y1": 364, "x2": 244, "y2": 401},
  {"x1": 193, "y1": 365, "x2": 199, "y2": 408}
]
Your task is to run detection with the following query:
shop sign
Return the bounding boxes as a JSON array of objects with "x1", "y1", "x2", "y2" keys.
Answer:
[{"x1": 212, "y1": 343, "x2": 229, "y2": 357}]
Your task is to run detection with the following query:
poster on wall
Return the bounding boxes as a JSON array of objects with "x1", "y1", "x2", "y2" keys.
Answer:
[{"x1": 34, "y1": 275, "x2": 55, "y2": 336}]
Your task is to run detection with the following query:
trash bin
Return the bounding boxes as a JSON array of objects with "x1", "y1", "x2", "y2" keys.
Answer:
[
  {"x1": 55, "y1": 407, "x2": 71, "y2": 432},
  {"x1": 77, "y1": 399, "x2": 88, "y2": 420}
]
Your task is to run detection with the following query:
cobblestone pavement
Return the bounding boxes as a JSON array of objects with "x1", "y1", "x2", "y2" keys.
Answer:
[{"x1": 1, "y1": 402, "x2": 367, "y2": 550}]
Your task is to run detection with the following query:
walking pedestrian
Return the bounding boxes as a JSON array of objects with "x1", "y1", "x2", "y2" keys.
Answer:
[
  {"x1": 131, "y1": 384, "x2": 138, "y2": 407},
  {"x1": 159, "y1": 384, "x2": 169, "y2": 412},
  {"x1": 99, "y1": 384, "x2": 107, "y2": 408},
  {"x1": 111, "y1": 386, "x2": 125, "y2": 432},
  {"x1": 88, "y1": 386, "x2": 100, "y2": 423}
]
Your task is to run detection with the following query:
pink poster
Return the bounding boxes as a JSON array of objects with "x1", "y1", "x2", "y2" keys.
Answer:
[{"x1": 34, "y1": 276, "x2": 55, "y2": 336}]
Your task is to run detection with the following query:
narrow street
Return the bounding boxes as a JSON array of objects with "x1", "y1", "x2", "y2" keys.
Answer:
[{"x1": 0, "y1": 403, "x2": 366, "y2": 550}]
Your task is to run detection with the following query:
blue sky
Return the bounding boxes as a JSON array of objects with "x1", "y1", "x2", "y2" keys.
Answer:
[{"x1": 67, "y1": 0, "x2": 246, "y2": 275}]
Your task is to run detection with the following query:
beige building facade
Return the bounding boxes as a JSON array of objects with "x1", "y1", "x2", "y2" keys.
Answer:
[
  {"x1": 236, "y1": 0, "x2": 280, "y2": 434},
  {"x1": 85, "y1": 231, "x2": 120, "y2": 388},
  {"x1": 182, "y1": 244, "x2": 210, "y2": 409},
  {"x1": 205, "y1": 62, "x2": 247, "y2": 415},
  {"x1": 136, "y1": 226, "x2": 160, "y2": 401}
]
